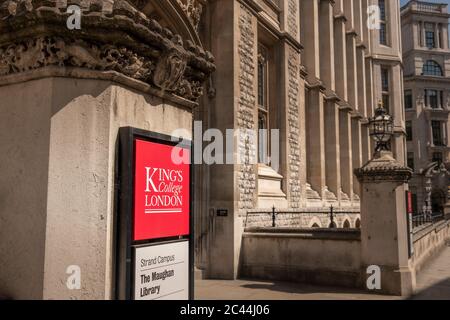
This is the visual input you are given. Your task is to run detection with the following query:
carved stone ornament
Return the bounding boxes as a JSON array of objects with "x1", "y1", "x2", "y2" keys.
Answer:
[
  {"x1": 0, "y1": 0, "x2": 215, "y2": 103},
  {"x1": 153, "y1": 48, "x2": 187, "y2": 92},
  {"x1": 354, "y1": 151, "x2": 413, "y2": 183}
]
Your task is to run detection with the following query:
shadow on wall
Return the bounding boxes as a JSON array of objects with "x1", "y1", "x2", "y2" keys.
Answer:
[{"x1": 410, "y1": 278, "x2": 450, "y2": 300}]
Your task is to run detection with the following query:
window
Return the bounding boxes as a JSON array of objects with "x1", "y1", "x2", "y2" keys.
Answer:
[
  {"x1": 407, "y1": 152, "x2": 415, "y2": 171},
  {"x1": 406, "y1": 121, "x2": 413, "y2": 141},
  {"x1": 423, "y1": 60, "x2": 443, "y2": 76},
  {"x1": 432, "y1": 121, "x2": 444, "y2": 146},
  {"x1": 425, "y1": 89, "x2": 439, "y2": 109},
  {"x1": 426, "y1": 31, "x2": 435, "y2": 48},
  {"x1": 425, "y1": 23, "x2": 435, "y2": 48},
  {"x1": 404, "y1": 90, "x2": 413, "y2": 110},
  {"x1": 257, "y1": 45, "x2": 270, "y2": 165},
  {"x1": 379, "y1": 0, "x2": 388, "y2": 45},
  {"x1": 432, "y1": 152, "x2": 443, "y2": 165},
  {"x1": 381, "y1": 68, "x2": 390, "y2": 112}
]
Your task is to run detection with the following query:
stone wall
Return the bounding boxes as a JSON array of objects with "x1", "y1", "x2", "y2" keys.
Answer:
[
  {"x1": 240, "y1": 228, "x2": 362, "y2": 288},
  {"x1": 237, "y1": 4, "x2": 257, "y2": 215},
  {"x1": 287, "y1": 0, "x2": 298, "y2": 39},
  {"x1": 412, "y1": 220, "x2": 450, "y2": 274},
  {"x1": 287, "y1": 47, "x2": 301, "y2": 207}
]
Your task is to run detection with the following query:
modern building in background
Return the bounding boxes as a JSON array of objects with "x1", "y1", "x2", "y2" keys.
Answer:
[{"x1": 401, "y1": 1, "x2": 450, "y2": 215}]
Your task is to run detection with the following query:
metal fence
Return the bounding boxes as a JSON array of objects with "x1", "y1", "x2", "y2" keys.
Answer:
[
  {"x1": 412, "y1": 212, "x2": 447, "y2": 229},
  {"x1": 244, "y1": 206, "x2": 360, "y2": 229}
]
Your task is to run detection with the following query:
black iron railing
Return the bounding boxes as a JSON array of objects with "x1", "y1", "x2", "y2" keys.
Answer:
[
  {"x1": 412, "y1": 212, "x2": 446, "y2": 229},
  {"x1": 245, "y1": 206, "x2": 360, "y2": 229}
]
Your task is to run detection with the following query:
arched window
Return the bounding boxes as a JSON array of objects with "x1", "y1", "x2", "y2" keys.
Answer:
[
  {"x1": 343, "y1": 220, "x2": 351, "y2": 229},
  {"x1": 311, "y1": 223, "x2": 320, "y2": 228},
  {"x1": 355, "y1": 219, "x2": 361, "y2": 229},
  {"x1": 423, "y1": 60, "x2": 443, "y2": 76}
]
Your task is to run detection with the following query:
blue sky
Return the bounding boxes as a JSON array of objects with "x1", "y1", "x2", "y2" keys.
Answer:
[{"x1": 400, "y1": 0, "x2": 450, "y2": 10}]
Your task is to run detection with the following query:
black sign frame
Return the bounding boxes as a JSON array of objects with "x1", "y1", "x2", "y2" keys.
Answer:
[{"x1": 114, "y1": 127, "x2": 194, "y2": 300}]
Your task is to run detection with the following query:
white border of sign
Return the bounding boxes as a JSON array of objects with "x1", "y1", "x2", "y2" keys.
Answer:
[{"x1": 133, "y1": 240, "x2": 189, "y2": 300}]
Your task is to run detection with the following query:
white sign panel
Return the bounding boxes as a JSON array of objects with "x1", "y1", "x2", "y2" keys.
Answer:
[{"x1": 134, "y1": 241, "x2": 189, "y2": 300}]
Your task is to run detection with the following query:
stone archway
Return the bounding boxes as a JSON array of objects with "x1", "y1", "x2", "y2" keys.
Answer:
[{"x1": 343, "y1": 220, "x2": 351, "y2": 229}]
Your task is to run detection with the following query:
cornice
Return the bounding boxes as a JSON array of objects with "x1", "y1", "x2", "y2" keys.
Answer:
[{"x1": 0, "y1": 0, "x2": 216, "y2": 103}]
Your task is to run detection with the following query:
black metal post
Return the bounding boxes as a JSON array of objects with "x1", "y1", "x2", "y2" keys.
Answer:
[
  {"x1": 272, "y1": 206, "x2": 276, "y2": 228},
  {"x1": 329, "y1": 205, "x2": 335, "y2": 229}
]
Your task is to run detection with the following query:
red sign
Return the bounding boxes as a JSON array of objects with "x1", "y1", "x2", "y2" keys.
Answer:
[
  {"x1": 133, "y1": 139, "x2": 190, "y2": 241},
  {"x1": 407, "y1": 192, "x2": 413, "y2": 214}
]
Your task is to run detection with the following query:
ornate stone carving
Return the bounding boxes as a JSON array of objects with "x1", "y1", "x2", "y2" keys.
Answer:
[
  {"x1": 0, "y1": 37, "x2": 154, "y2": 80},
  {"x1": 355, "y1": 151, "x2": 413, "y2": 183},
  {"x1": 153, "y1": 48, "x2": 187, "y2": 91},
  {"x1": 0, "y1": 0, "x2": 215, "y2": 102},
  {"x1": 175, "y1": 0, "x2": 204, "y2": 30}
]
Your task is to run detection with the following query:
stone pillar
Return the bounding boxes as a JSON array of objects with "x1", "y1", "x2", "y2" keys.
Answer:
[
  {"x1": 420, "y1": 21, "x2": 425, "y2": 47},
  {"x1": 325, "y1": 98, "x2": 341, "y2": 201},
  {"x1": 346, "y1": 30, "x2": 358, "y2": 110},
  {"x1": 319, "y1": 0, "x2": 335, "y2": 91},
  {"x1": 334, "y1": 14, "x2": 348, "y2": 101},
  {"x1": 281, "y1": 42, "x2": 302, "y2": 208},
  {"x1": 339, "y1": 108, "x2": 353, "y2": 202},
  {"x1": 434, "y1": 23, "x2": 440, "y2": 48},
  {"x1": 0, "y1": 0, "x2": 215, "y2": 299},
  {"x1": 352, "y1": 117, "x2": 362, "y2": 200},
  {"x1": 307, "y1": 87, "x2": 326, "y2": 198},
  {"x1": 356, "y1": 44, "x2": 367, "y2": 116},
  {"x1": 355, "y1": 151, "x2": 415, "y2": 296},
  {"x1": 361, "y1": 123, "x2": 372, "y2": 165}
]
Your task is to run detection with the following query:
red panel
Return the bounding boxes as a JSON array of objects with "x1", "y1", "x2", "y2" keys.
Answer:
[{"x1": 133, "y1": 139, "x2": 190, "y2": 241}]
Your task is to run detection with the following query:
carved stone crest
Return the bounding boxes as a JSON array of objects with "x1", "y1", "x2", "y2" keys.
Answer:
[{"x1": 153, "y1": 49, "x2": 187, "y2": 92}]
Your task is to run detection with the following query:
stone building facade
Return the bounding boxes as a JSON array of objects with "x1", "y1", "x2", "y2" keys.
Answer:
[
  {"x1": 401, "y1": 1, "x2": 450, "y2": 215},
  {"x1": 0, "y1": 0, "x2": 408, "y2": 298},
  {"x1": 195, "y1": 0, "x2": 407, "y2": 279}
]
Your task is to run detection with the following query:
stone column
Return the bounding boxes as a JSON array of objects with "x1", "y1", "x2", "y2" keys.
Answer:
[
  {"x1": 434, "y1": 23, "x2": 440, "y2": 48},
  {"x1": 307, "y1": 87, "x2": 326, "y2": 199},
  {"x1": 346, "y1": 30, "x2": 358, "y2": 110},
  {"x1": 361, "y1": 123, "x2": 372, "y2": 165},
  {"x1": 0, "y1": 0, "x2": 215, "y2": 299},
  {"x1": 334, "y1": 14, "x2": 348, "y2": 101},
  {"x1": 319, "y1": 0, "x2": 335, "y2": 91},
  {"x1": 355, "y1": 151, "x2": 415, "y2": 296},
  {"x1": 325, "y1": 98, "x2": 341, "y2": 202},
  {"x1": 281, "y1": 42, "x2": 302, "y2": 208},
  {"x1": 420, "y1": 21, "x2": 425, "y2": 47},
  {"x1": 442, "y1": 25, "x2": 449, "y2": 49},
  {"x1": 352, "y1": 117, "x2": 362, "y2": 200},
  {"x1": 339, "y1": 108, "x2": 353, "y2": 202},
  {"x1": 356, "y1": 44, "x2": 367, "y2": 116}
]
